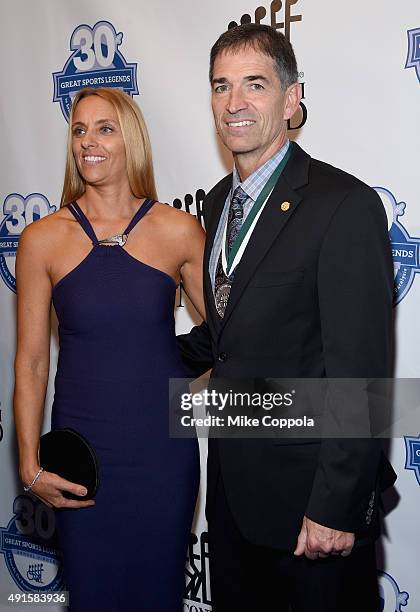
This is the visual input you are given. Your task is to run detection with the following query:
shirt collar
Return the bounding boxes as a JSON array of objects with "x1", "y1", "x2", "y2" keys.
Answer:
[{"x1": 232, "y1": 139, "x2": 290, "y2": 202}]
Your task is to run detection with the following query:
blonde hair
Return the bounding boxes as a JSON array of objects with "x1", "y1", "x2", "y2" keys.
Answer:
[{"x1": 60, "y1": 88, "x2": 158, "y2": 206}]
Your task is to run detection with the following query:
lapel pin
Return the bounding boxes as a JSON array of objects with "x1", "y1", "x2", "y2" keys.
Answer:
[{"x1": 280, "y1": 201, "x2": 290, "y2": 212}]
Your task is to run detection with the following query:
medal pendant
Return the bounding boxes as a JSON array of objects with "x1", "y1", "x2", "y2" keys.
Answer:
[{"x1": 215, "y1": 283, "x2": 231, "y2": 318}]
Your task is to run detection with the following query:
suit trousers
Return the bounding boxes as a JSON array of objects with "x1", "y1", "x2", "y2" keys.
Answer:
[{"x1": 207, "y1": 473, "x2": 380, "y2": 612}]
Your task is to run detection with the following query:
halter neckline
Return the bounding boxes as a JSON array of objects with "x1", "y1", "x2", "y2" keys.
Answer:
[{"x1": 67, "y1": 199, "x2": 156, "y2": 246}]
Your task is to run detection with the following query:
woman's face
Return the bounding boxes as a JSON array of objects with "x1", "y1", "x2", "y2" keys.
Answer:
[{"x1": 71, "y1": 95, "x2": 128, "y2": 188}]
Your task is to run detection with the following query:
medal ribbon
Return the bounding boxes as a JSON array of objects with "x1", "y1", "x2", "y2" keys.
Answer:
[{"x1": 224, "y1": 146, "x2": 292, "y2": 277}]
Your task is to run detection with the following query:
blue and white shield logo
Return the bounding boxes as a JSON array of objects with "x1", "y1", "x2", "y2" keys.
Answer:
[
  {"x1": 0, "y1": 193, "x2": 56, "y2": 293},
  {"x1": 374, "y1": 187, "x2": 420, "y2": 305},
  {"x1": 404, "y1": 435, "x2": 420, "y2": 485},
  {"x1": 378, "y1": 571, "x2": 409, "y2": 612},
  {"x1": 53, "y1": 20, "x2": 138, "y2": 121},
  {"x1": 405, "y1": 27, "x2": 420, "y2": 84},
  {"x1": 0, "y1": 496, "x2": 64, "y2": 592}
]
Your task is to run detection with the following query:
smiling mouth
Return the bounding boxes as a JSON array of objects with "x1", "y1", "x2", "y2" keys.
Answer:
[
  {"x1": 226, "y1": 120, "x2": 256, "y2": 128},
  {"x1": 82, "y1": 156, "x2": 107, "y2": 164}
]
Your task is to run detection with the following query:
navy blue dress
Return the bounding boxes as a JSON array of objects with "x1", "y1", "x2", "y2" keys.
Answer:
[{"x1": 51, "y1": 199, "x2": 199, "y2": 611}]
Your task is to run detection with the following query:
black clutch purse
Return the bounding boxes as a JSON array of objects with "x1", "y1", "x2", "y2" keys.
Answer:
[{"x1": 39, "y1": 428, "x2": 99, "y2": 500}]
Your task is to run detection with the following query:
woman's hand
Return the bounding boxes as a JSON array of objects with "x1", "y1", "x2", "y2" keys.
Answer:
[{"x1": 21, "y1": 466, "x2": 96, "y2": 509}]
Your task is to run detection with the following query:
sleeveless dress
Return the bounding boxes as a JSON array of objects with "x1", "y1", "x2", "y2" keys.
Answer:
[{"x1": 51, "y1": 199, "x2": 199, "y2": 611}]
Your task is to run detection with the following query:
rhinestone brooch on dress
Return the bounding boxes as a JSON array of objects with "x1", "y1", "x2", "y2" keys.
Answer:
[{"x1": 97, "y1": 233, "x2": 128, "y2": 247}]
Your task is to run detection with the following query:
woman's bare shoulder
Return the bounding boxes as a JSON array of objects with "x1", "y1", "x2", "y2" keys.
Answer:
[
  {"x1": 150, "y1": 202, "x2": 205, "y2": 239},
  {"x1": 19, "y1": 206, "x2": 74, "y2": 252}
]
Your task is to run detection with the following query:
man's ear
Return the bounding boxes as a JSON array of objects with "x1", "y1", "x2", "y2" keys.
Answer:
[{"x1": 283, "y1": 82, "x2": 302, "y2": 121}]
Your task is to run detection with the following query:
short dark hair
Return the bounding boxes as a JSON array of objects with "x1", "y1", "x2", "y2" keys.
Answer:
[{"x1": 209, "y1": 24, "x2": 298, "y2": 90}]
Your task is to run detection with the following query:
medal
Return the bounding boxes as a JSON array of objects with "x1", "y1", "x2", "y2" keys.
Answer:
[{"x1": 215, "y1": 282, "x2": 231, "y2": 317}]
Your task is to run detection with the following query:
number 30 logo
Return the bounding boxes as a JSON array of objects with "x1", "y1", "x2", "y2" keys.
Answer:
[
  {"x1": 53, "y1": 21, "x2": 138, "y2": 122},
  {"x1": 71, "y1": 22, "x2": 121, "y2": 71},
  {"x1": 0, "y1": 495, "x2": 64, "y2": 592},
  {"x1": 0, "y1": 193, "x2": 56, "y2": 293}
]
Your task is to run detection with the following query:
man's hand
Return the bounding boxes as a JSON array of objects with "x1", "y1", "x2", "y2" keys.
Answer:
[{"x1": 294, "y1": 516, "x2": 354, "y2": 560}]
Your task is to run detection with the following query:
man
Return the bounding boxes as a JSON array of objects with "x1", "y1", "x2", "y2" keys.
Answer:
[{"x1": 178, "y1": 24, "x2": 396, "y2": 612}]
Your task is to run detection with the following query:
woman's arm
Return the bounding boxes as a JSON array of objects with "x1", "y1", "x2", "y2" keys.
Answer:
[
  {"x1": 14, "y1": 221, "x2": 94, "y2": 509},
  {"x1": 179, "y1": 214, "x2": 206, "y2": 320},
  {"x1": 15, "y1": 223, "x2": 53, "y2": 482},
  {"x1": 177, "y1": 215, "x2": 214, "y2": 377}
]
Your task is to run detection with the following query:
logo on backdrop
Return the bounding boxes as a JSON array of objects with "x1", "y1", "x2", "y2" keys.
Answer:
[
  {"x1": 378, "y1": 571, "x2": 409, "y2": 612},
  {"x1": 53, "y1": 20, "x2": 138, "y2": 121},
  {"x1": 0, "y1": 496, "x2": 64, "y2": 592},
  {"x1": 0, "y1": 193, "x2": 56, "y2": 293},
  {"x1": 404, "y1": 435, "x2": 420, "y2": 485},
  {"x1": 228, "y1": 0, "x2": 301, "y2": 41},
  {"x1": 289, "y1": 81, "x2": 306, "y2": 131},
  {"x1": 405, "y1": 27, "x2": 420, "y2": 84},
  {"x1": 172, "y1": 190, "x2": 206, "y2": 228},
  {"x1": 184, "y1": 532, "x2": 211, "y2": 611},
  {"x1": 227, "y1": 1, "x2": 306, "y2": 131},
  {"x1": 374, "y1": 187, "x2": 420, "y2": 305}
]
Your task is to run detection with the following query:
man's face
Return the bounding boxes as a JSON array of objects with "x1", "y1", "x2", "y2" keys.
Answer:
[{"x1": 211, "y1": 47, "x2": 299, "y2": 173}]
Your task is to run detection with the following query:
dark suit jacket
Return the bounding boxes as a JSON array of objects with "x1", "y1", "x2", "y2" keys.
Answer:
[{"x1": 178, "y1": 141, "x2": 396, "y2": 551}]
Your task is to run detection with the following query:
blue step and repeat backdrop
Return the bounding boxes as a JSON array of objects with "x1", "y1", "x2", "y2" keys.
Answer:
[{"x1": 0, "y1": 1, "x2": 419, "y2": 610}]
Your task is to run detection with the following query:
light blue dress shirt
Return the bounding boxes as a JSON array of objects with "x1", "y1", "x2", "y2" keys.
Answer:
[{"x1": 209, "y1": 140, "x2": 290, "y2": 289}]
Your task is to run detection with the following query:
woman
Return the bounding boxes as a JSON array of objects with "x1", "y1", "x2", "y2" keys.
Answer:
[{"x1": 14, "y1": 87, "x2": 205, "y2": 611}]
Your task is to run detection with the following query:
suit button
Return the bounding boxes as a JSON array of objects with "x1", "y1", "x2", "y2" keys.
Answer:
[{"x1": 218, "y1": 352, "x2": 227, "y2": 362}]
